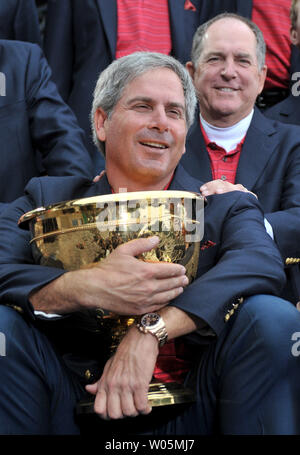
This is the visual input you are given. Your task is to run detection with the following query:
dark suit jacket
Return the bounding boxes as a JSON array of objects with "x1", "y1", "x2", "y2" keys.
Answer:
[
  {"x1": 0, "y1": 0, "x2": 41, "y2": 44},
  {"x1": 0, "y1": 39, "x2": 95, "y2": 211},
  {"x1": 264, "y1": 91, "x2": 300, "y2": 125},
  {"x1": 180, "y1": 108, "x2": 300, "y2": 301},
  {"x1": 0, "y1": 165, "x2": 285, "y2": 342},
  {"x1": 43, "y1": 0, "x2": 232, "y2": 171}
]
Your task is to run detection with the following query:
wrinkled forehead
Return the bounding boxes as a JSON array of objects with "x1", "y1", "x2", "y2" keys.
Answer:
[
  {"x1": 203, "y1": 18, "x2": 257, "y2": 56},
  {"x1": 119, "y1": 68, "x2": 185, "y2": 104}
]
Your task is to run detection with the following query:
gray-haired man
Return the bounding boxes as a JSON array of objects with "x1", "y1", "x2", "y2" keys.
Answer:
[{"x1": 181, "y1": 13, "x2": 300, "y2": 304}]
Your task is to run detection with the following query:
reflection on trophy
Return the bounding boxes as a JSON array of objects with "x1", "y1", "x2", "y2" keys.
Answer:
[{"x1": 18, "y1": 190, "x2": 204, "y2": 410}]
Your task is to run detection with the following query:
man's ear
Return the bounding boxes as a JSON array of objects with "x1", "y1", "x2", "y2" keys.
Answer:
[
  {"x1": 94, "y1": 108, "x2": 108, "y2": 142},
  {"x1": 291, "y1": 28, "x2": 300, "y2": 47},
  {"x1": 257, "y1": 64, "x2": 268, "y2": 95},
  {"x1": 186, "y1": 61, "x2": 195, "y2": 79}
]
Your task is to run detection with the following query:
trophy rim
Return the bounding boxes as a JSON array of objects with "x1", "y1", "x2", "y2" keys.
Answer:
[{"x1": 18, "y1": 190, "x2": 204, "y2": 229}]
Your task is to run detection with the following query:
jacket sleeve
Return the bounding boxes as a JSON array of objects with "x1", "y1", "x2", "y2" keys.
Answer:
[
  {"x1": 0, "y1": 192, "x2": 66, "y2": 319},
  {"x1": 26, "y1": 43, "x2": 95, "y2": 180},
  {"x1": 264, "y1": 140, "x2": 300, "y2": 260},
  {"x1": 171, "y1": 192, "x2": 287, "y2": 337}
]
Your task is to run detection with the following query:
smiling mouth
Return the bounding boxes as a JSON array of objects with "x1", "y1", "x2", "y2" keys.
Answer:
[
  {"x1": 216, "y1": 87, "x2": 237, "y2": 92},
  {"x1": 139, "y1": 141, "x2": 169, "y2": 149}
]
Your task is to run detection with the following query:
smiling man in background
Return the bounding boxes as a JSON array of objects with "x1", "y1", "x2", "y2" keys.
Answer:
[{"x1": 181, "y1": 13, "x2": 300, "y2": 304}]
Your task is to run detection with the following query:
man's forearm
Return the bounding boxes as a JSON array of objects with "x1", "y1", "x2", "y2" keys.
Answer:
[
  {"x1": 29, "y1": 237, "x2": 189, "y2": 316},
  {"x1": 29, "y1": 272, "x2": 83, "y2": 314},
  {"x1": 158, "y1": 305, "x2": 203, "y2": 340}
]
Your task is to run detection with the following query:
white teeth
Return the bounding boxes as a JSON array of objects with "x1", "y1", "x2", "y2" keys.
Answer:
[
  {"x1": 218, "y1": 87, "x2": 235, "y2": 92},
  {"x1": 140, "y1": 141, "x2": 167, "y2": 149}
]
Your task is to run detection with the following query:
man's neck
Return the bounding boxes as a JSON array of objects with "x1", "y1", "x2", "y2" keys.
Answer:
[
  {"x1": 200, "y1": 109, "x2": 255, "y2": 129},
  {"x1": 106, "y1": 170, "x2": 175, "y2": 193}
]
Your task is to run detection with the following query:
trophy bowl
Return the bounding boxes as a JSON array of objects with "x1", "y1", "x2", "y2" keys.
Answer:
[{"x1": 18, "y1": 190, "x2": 204, "y2": 408}]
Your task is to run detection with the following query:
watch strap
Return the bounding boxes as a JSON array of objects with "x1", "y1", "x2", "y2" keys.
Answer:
[{"x1": 136, "y1": 313, "x2": 168, "y2": 347}]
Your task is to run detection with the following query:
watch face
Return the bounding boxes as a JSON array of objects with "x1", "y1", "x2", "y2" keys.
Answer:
[{"x1": 141, "y1": 313, "x2": 160, "y2": 327}]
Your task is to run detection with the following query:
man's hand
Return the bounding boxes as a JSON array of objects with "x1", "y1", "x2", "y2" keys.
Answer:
[
  {"x1": 81, "y1": 236, "x2": 189, "y2": 315},
  {"x1": 85, "y1": 325, "x2": 158, "y2": 419},
  {"x1": 30, "y1": 236, "x2": 188, "y2": 315},
  {"x1": 200, "y1": 179, "x2": 257, "y2": 199},
  {"x1": 85, "y1": 306, "x2": 201, "y2": 420},
  {"x1": 93, "y1": 169, "x2": 106, "y2": 182}
]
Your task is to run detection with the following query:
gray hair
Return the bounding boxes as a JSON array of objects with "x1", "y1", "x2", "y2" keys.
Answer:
[
  {"x1": 91, "y1": 52, "x2": 197, "y2": 157},
  {"x1": 191, "y1": 12, "x2": 266, "y2": 71},
  {"x1": 291, "y1": 0, "x2": 300, "y2": 30}
]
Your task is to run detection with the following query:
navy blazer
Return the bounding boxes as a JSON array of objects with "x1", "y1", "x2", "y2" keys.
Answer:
[
  {"x1": 43, "y1": 0, "x2": 232, "y2": 171},
  {"x1": 0, "y1": 40, "x2": 95, "y2": 210},
  {"x1": 0, "y1": 0, "x2": 41, "y2": 45},
  {"x1": 264, "y1": 91, "x2": 300, "y2": 125},
  {"x1": 0, "y1": 165, "x2": 285, "y2": 339},
  {"x1": 180, "y1": 108, "x2": 300, "y2": 301}
]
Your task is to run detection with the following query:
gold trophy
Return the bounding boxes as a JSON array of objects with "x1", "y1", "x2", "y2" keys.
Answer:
[{"x1": 18, "y1": 190, "x2": 204, "y2": 411}]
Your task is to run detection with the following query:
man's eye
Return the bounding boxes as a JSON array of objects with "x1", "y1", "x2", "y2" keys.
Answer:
[
  {"x1": 167, "y1": 109, "x2": 182, "y2": 119},
  {"x1": 238, "y1": 59, "x2": 251, "y2": 67},
  {"x1": 131, "y1": 104, "x2": 150, "y2": 112},
  {"x1": 207, "y1": 56, "x2": 221, "y2": 63},
  {"x1": 133, "y1": 104, "x2": 150, "y2": 111}
]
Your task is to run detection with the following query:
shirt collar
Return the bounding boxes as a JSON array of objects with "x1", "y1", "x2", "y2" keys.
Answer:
[{"x1": 200, "y1": 110, "x2": 253, "y2": 153}]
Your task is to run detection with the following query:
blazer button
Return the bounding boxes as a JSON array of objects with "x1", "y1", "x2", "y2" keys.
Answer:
[{"x1": 85, "y1": 369, "x2": 92, "y2": 381}]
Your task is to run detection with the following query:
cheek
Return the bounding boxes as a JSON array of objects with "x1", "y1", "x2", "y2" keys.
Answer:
[{"x1": 173, "y1": 131, "x2": 187, "y2": 157}]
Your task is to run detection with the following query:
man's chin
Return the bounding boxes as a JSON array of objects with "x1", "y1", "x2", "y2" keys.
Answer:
[
  {"x1": 208, "y1": 104, "x2": 244, "y2": 124},
  {"x1": 133, "y1": 163, "x2": 173, "y2": 185}
]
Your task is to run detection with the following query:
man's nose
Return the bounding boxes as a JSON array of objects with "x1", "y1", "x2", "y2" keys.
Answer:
[
  {"x1": 220, "y1": 59, "x2": 237, "y2": 79},
  {"x1": 148, "y1": 107, "x2": 169, "y2": 131}
]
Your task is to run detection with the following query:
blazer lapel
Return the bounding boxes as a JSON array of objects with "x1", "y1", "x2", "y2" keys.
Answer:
[
  {"x1": 236, "y1": 108, "x2": 276, "y2": 190},
  {"x1": 182, "y1": 117, "x2": 213, "y2": 182},
  {"x1": 96, "y1": 0, "x2": 117, "y2": 59},
  {"x1": 170, "y1": 164, "x2": 204, "y2": 192}
]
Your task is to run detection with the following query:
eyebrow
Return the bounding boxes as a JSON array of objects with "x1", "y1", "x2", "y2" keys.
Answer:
[
  {"x1": 204, "y1": 51, "x2": 253, "y2": 60},
  {"x1": 126, "y1": 96, "x2": 185, "y2": 111}
]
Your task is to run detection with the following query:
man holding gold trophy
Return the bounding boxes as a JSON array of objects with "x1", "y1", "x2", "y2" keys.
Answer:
[{"x1": 0, "y1": 51, "x2": 300, "y2": 435}]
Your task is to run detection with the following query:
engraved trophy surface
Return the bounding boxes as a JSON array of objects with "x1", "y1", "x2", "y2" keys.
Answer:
[{"x1": 19, "y1": 190, "x2": 204, "y2": 410}]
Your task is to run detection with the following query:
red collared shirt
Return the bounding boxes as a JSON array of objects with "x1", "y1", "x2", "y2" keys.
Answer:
[
  {"x1": 116, "y1": 0, "x2": 172, "y2": 59},
  {"x1": 200, "y1": 122, "x2": 245, "y2": 184},
  {"x1": 252, "y1": 0, "x2": 291, "y2": 90}
]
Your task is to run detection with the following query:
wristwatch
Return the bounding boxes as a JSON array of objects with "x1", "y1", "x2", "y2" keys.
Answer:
[{"x1": 136, "y1": 313, "x2": 168, "y2": 347}]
